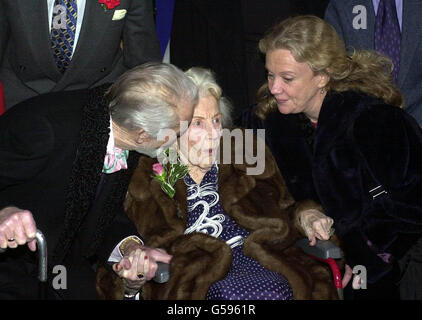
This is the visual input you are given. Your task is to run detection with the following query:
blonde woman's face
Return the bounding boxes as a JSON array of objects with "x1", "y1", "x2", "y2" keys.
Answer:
[
  {"x1": 179, "y1": 95, "x2": 223, "y2": 171},
  {"x1": 266, "y1": 49, "x2": 326, "y2": 116}
]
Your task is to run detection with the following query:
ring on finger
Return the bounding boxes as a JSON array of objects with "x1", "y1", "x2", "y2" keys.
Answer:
[
  {"x1": 137, "y1": 272, "x2": 144, "y2": 280},
  {"x1": 7, "y1": 238, "x2": 15, "y2": 242}
]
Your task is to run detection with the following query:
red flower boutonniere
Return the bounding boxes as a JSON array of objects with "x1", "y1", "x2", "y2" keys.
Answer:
[{"x1": 98, "y1": 0, "x2": 120, "y2": 11}]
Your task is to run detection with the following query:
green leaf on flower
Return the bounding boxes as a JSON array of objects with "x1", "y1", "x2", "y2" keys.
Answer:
[{"x1": 152, "y1": 148, "x2": 188, "y2": 200}]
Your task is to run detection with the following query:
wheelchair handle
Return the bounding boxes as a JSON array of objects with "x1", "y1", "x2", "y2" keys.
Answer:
[
  {"x1": 153, "y1": 262, "x2": 170, "y2": 283},
  {"x1": 0, "y1": 229, "x2": 48, "y2": 283},
  {"x1": 295, "y1": 238, "x2": 343, "y2": 260}
]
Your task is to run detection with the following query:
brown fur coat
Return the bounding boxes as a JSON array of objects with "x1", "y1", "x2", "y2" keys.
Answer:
[{"x1": 96, "y1": 133, "x2": 341, "y2": 300}]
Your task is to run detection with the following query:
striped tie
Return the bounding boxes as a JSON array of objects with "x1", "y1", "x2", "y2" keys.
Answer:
[{"x1": 51, "y1": 0, "x2": 78, "y2": 73}]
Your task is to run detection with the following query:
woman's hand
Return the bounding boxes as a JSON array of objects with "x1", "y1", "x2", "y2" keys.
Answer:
[
  {"x1": 113, "y1": 248, "x2": 149, "y2": 296},
  {"x1": 113, "y1": 247, "x2": 172, "y2": 296},
  {"x1": 299, "y1": 209, "x2": 334, "y2": 246}
]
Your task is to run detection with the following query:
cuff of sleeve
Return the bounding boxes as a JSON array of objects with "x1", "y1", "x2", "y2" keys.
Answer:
[
  {"x1": 124, "y1": 292, "x2": 140, "y2": 300},
  {"x1": 292, "y1": 199, "x2": 324, "y2": 237},
  {"x1": 108, "y1": 235, "x2": 143, "y2": 263}
]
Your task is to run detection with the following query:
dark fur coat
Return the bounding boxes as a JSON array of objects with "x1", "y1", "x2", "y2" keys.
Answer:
[
  {"x1": 313, "y1": 91, "x2": 422, "y2": 283},
  {"x1": 96, "y1": 132, "x2": 342, "y2": 300},
  {"x1": 243, "y1": 90, "x2": 422, "y2": 284}
]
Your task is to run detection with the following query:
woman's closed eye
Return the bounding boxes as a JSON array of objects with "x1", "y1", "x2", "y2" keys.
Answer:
[{"x1": 267, "y1": 73, "x2": 293, "y2": 84}]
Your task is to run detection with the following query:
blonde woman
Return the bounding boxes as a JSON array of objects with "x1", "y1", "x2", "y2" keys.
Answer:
[{"x1": 243, "y1": 15, "x2": 422, "y2": 299}]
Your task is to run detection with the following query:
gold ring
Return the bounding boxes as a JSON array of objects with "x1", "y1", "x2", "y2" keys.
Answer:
[{"x1": 137, "y1": 272, "x2": 144, "y2": 279}]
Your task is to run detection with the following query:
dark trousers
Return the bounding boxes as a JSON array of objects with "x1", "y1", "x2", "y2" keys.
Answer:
[
  {"x1": 0, "y1": 247, "x2": 98, "y2": 300},
  {"x1": 0, "y1": 247, "x2": 45, "y2": 299}
]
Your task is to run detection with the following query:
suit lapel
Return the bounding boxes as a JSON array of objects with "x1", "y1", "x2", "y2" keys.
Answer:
[
  {"x1": 398, "y1": 0, "x2": 422, "y2": 87},
  {"x1": 18, "y1": 0, "x2": 62, "y2": 82},
  {"x1": 55, "y1": 0, "x2": 114, "y2": 89}
]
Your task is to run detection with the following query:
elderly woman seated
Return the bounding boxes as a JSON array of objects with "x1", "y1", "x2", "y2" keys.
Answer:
[{"x1": 96, "y1": 67, "x2": 340, "y2": 300}]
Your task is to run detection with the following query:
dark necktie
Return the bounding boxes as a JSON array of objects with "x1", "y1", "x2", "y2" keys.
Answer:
[
  {"x1": 50, "y1": 0, "x2": 78, "y2": 73},
  {"x1": 374, "y1": 0, "x2": 401, "y2": 83}
]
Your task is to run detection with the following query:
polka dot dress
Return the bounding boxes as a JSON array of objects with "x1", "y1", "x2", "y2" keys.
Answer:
[{"x1": 184, "y1": 165, "x2": 293, "y2": 300}]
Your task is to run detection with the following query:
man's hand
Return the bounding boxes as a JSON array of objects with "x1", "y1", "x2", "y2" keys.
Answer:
[
  {"x1": 0, "y1": 206, "x2": 37, "y2": 251},
  {"x1": 299, "y1": 209, "x2": 334, "y2": 246},
  {"x1": 112, "y1": 243, "x2": 172, "y2": 295}
]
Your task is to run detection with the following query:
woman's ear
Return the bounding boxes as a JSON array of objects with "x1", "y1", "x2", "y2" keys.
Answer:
[{"x1": 318, "y1": 71, "x2": 330, "y2": 89}]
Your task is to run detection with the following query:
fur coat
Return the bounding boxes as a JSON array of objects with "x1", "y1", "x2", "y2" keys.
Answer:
[
  {"x1": 243, "y1": 90, "x2": 422, "y2": 284},
  {"x1": 96, "y1": 132, "x2": 342, "y2": 300}
]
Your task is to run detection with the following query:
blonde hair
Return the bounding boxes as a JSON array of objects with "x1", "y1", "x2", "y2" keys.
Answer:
[
  {"x1": 255, "y1": 15, "x2": 403, "y2": 119},
  {"x1": 185, "y1": 67, "x2": 233, "y2": 128}
]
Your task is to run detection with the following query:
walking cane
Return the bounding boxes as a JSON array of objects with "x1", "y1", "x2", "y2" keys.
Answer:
[
  {"x1": 35, "y1": 230, "x2": 48, "y2": 299},
  {"x1": 0, "y1": 229, "x2": 48, "y2": 299}
]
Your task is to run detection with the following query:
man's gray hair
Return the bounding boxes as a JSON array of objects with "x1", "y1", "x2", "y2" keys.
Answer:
[
  {"x1": 184, "y1": 67, "x2": 233, "y2": 128},
  {"x1": 107, "y1": 62, "x2": 198, "y2": 138}
]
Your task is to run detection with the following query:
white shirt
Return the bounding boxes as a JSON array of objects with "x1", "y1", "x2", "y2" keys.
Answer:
[{"x1": 47, "y1": 0, "x2": 86, "y2": 56}]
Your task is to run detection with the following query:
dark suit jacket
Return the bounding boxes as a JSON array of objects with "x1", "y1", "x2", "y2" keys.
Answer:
[
  {"x1": 325, "y1": 0, "x2": 422, "y2": 126},
  {"x1": 0, "y1": 81, "x2": 4, "y2": 115},
  {"x1": 0, "y1": 0, "x2": 161, "y2": 108},
  {"x1": 0, "y1": 86, "x2": 140, "y2": 299}
]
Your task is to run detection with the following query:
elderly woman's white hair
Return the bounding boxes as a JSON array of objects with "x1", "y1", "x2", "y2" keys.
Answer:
[
  {"x1": 107, "y1": 62, "x2": 198, "y2": 138},
  {"x1": 184, "y1": 67, "x2": 233, "y2": 128}
]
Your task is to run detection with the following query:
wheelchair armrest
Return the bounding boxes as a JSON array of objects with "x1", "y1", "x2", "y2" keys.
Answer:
[
  {"x1": 295, "y1": 238, "x2": 344, "y2": 298},
  {"x1": 295, "y1": 238, "x2": 343, "y2": 260}
]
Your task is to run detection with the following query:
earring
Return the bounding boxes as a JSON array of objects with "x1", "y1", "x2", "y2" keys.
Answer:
[{"x1": 320, "y1": 88, "x2": 325, "y2": 94}]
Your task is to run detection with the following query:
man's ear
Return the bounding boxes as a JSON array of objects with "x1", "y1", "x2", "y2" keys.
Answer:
[{"x1": 135, "y1": 128, "x2": 150, "y2": 145}]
